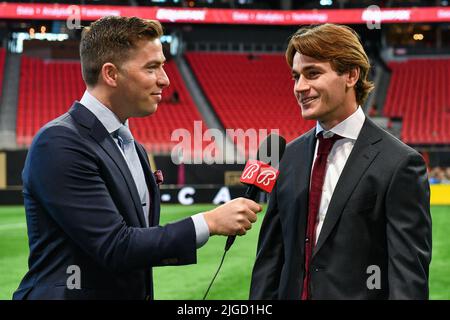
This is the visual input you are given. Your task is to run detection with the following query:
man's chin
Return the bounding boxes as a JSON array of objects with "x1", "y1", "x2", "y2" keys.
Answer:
[
  {"x1": 301, "y1": 110, "x2": 317, "y2": 121},
  {"x1": 150, "y1": 105, "x2": 158, "y2": 114},
  {"x1": 140, "y1": 105, "x2": 158, "y2": 117}
]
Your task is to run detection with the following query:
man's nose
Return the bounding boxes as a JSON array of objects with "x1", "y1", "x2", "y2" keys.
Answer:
[
  {"x1": 294, "y1": 75, "x2": 309, "y2": 93},
  {"x1": 158, "y1": 69, "x2": 170, "y2": 88}
]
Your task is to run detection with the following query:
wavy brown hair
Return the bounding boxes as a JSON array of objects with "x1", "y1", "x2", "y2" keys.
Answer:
[
  {"x1": 80, "y1": 16, "x2": 163, "y2": 87},
  {"x1": 286, "y1": 23, "x2": 374, "y2": 106}
]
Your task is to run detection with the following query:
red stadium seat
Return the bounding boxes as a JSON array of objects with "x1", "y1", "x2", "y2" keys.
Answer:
[
  {"x1": 16, "y1": 56, "x2": 207, "y2": 155},
  {"x1": 384, "y1": 59, "x2": 450, "y2": 144},
  {"x1": 185, "y1": 52, "x2": 315, "y2": 157}
]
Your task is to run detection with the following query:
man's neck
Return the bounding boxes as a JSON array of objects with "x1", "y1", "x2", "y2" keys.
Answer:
[
  {"x1": 319, "y1": 104, "x2": 358, "y2": 131},
  {"x1": 87, "y1": 87, "x2": 127, "y2": 124}
]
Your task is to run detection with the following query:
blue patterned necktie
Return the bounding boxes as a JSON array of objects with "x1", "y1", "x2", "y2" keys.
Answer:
[{"x1": 114, "y1": 125, "x2": 149, "y2": 227}]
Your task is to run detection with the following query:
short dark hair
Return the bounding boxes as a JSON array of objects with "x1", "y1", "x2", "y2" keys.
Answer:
[{"x1": 80, "y1": 16, "x2": 163, "y2": 87}]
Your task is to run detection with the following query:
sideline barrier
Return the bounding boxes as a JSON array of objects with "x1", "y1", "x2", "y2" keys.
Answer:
[{"x1": 431, "y1": 184, "x2": 450, "y2": 205}]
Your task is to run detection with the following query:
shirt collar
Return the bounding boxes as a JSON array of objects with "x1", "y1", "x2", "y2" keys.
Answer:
[
  {"x1": 79, "y1": 90, "x2": 128, "y2": 134},
  {"x1": 315, "y1": 106, "x2": 365, "y2": 140}
]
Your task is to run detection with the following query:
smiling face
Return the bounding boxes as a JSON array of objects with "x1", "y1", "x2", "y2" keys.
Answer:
[
  {"x1": 113, "y1": 38, "x2": 170, "y2": 121},
  {"x1": 291, "y1": 52, "x2": 358, "y2": 130}
]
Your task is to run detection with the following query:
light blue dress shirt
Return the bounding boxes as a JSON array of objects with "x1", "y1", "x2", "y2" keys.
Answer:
[{"x1": 79, "y1": 90, "x2": 209, "y2": 248}]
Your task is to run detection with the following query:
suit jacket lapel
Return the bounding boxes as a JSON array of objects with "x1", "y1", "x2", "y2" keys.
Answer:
[
  {"x1": 135, "y1": 144, "x2": 160, "y2": 226},
  {"x1": 292, "y1": 129, "x2": 316, "y2": 250},
  {"x1": 69, "y1": 102, "x2": 147, "y2": 227},
  {"x1": 313, "y1": 118, "x2": 382, "y2": 257}
]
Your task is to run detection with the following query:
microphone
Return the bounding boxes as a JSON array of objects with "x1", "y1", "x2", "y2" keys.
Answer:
[
  {"x1": 203, "y1": 134, "x2": 286, "y2": 299},
  {"x1": 225, "y1": 133, "x2": 286, "y2": 251}
]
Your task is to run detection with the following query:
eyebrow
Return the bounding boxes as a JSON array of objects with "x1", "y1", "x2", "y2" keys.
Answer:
[
  {"x1": 144, "y1": 59, "x2": 166, "y2": 67},
  {"x1": 292, "y1": 64, "x2": 324, "y2": 74}
]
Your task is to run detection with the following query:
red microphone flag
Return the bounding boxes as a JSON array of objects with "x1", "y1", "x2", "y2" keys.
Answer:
[{"x1": 240, "y1": 159, "x2": 279, "y2": 193}]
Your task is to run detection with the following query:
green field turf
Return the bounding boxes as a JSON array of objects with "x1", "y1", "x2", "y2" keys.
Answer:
[{"x1": 0, "y1": 204, "x2": 449, "y2": 300}]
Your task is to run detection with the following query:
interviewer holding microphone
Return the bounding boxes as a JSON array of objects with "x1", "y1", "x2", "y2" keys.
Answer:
[{"x1": 13, "y1": 16, "x2": 261, "y2": 300}]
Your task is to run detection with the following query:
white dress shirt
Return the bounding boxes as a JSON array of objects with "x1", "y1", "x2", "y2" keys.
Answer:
[
  {"x1": 312, "y1": 106, "x2": 366, "y2": 245},
  {"x1": 79, "y1": 90, "x2": 209, "y2": 248}
]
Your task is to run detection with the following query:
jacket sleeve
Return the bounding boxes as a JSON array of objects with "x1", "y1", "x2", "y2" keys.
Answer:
[
  {"x1": 249, "y1": 181, "x2": 284, "y2": 300},
  {"x1": 24, "y1": 125, "x2": 197, "y2": 273},
  {"x1": 385, "y1": 151, "x2": 432, "y2": 299}
]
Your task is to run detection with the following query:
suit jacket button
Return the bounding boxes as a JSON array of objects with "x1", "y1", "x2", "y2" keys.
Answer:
[{"x1": 145, "y1": 295, "x2": 150, "y2": 301}]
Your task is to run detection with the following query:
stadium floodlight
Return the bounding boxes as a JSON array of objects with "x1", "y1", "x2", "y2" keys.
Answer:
[
  {"x1": 9, "y1": 32, "x2": 69, "y2": 54},
  {"x1": 320, "y1": 0, "x2": 333, "y2": 6}
]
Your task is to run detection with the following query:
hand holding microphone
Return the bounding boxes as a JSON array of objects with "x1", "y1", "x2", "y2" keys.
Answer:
[
  {"x1": 225, "y1": 133, "x2": 286, "y2": 251},
  {"x1": 202, "y1": 133, "x2": 286, "y2": 248},
  {"x1": 202, "y1": 133, "x2": 286, "y2": 299},
  {"x1": 203, "y1": 197, "x2": 261, "y2": 236}
]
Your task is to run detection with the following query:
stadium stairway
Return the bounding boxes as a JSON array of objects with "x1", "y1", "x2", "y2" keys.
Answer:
[
  {"x1": 0, "y1": 48, "x2": 5, "y2": 102},
  {"x1": 363, "y1": 62, "x2": 392, "y2": 116},
  {"x1": 175, "y1": 55, "x2": 241, "y2": 163},
  {"x1": 184, "y1": 52, "x2": 316, "y2": 158},
  {"x1": 363, "y1": 61, "x2": 399, "y2": 139},
  {"x1": 0, "y1": 51, "x2": 20, "y2": 149}
]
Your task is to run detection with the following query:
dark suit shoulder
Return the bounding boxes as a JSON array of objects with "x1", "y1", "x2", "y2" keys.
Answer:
[
  {"x1": 28, "y1": 111, "x2": 94, "y2": 160},
  {"x1": 366, "y1": 119, "x2": 422, "y2": 158},
  {"x1": 33, "y1": 112, "x2": 78, "y2": 140},
  {"x1": 285, "y1": 127, "x2": 315, "y2": 151}
]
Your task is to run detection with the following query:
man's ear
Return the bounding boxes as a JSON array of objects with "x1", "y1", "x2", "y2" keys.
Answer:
[
  {"x1": 100, "y1": 63, "x2": 119, "y2": 88},
  {"x1": 346, "y1": 67, "x2": 360, "y2": 89}
]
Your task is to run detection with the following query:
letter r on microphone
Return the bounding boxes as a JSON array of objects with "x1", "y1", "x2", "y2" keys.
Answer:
[{"x1": 240, "y1": 160, "x2": 279, "y2": 193}]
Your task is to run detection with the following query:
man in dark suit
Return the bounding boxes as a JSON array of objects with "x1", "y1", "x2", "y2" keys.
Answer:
[
  {"x1": 13, "y1": 16, "x2": 261, "y2": 300},
  {"x1": 249, "y1": 24, "x2": 432, "y2": 300}
]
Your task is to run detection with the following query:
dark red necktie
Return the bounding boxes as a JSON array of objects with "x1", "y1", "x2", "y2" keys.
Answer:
[{"x1": 301, "y1": 132, "x2": 343, "y2": 300}]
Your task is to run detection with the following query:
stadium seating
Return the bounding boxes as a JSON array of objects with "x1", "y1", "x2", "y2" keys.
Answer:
[
  {"x1": 185, "y1": 52, "x2": 315, "y2": 156},
  {"x1": 16, "y1": 57, "x2": 85, "y2": 146},
  {"x1": 0, "y1": 48, "x2": 5, "y2": 101},
  {"x1": 17, "y1": 53, "x2": 449, "y2": 155},
  {"x1": 383, "y1": 59, "x2": 450, "y2": 144},
  {"x1": 16, "y1": 56, "x2": 206, "y2": 154}
]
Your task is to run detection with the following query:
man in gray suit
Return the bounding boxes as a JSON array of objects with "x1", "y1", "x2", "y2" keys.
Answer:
[{"x1": 250, "y1": 24, "x2": 432, "y2": 300}]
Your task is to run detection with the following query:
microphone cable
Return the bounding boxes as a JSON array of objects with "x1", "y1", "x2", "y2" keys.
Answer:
[{"x1": 202, "y1": 246, "x2": 229, "y2": 300}]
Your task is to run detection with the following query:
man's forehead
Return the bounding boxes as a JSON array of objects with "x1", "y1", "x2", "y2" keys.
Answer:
[
  {"x1": 292, "y1": 52, "x2": 328, "y2": 70},
  {"x1": 133, "y1": 38, "x2": 165, "y2": 60},
  {"x1": 136, "y1": 38, "x2": 162, "y2": 51}
]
